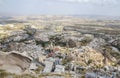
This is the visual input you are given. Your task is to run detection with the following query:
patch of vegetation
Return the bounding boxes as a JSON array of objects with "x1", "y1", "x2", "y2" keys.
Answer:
[
  {"x1": 0, "y1": 33, "x2": 9, "y2": 40},
  {"x1": 49, "y1": 35, "x2": 67, "y2": 47},
  {"x1": 0, "y1": 69, "x2": 9, "y2": 77},
  {"x1": 64, "y1": 73, "x2": 72, "y2": 78},
  {"x1": 34, "y1": 66, "x2": 44, "y2": 74},
  {"x1": 79, "y1": 38, "x2": 92, "y2": 46},
  {"x1": 86, "y1": 59, "x2": 93, "y2": 65},
  {"x1": 81, "y1": 75, "x2": 85, "y2": 78},
  {"x1": 62, "y1": 56, "x2": 73, "y2": 65},
  {"x1": 36, "y1": 41, "x2": 50, "y2": 48},
  {"x1": 0, "y1": 69, "x2": 37, "y2": 78},
  {"x1": 39, "y1": 73, "x2": 64, "y2": 78},
  {"x1": 76, "y1": 67, "x2": 86, "y2": 74}
]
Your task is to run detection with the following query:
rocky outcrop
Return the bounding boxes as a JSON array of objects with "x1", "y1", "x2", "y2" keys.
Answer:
[
  {"x1": 88, "y1": 38, "x2": 119, "y2": 63},
  {"x1": 7, "y1": 42, "x2": 43, "y2": 59},
  {"x1": 24, "y1": 26, "x2": 36, "y2": 35},
  {"x1": 88, "y1": 38, "x2": 106, "y2": 51},
  {"x1": 34, "y1": 30, "x2": 49, "y2": 42},
  {"x1": 110, "y1": 38, "x2": 120, "y2": 51},
  {"x1": 0, "y1": 24, "x2": 119, "y2": 76},
  {"x1": 0, "y1": 52, "x2": 32, "y2": 74},
  {"x1": 1, "y1": 30, "x2": 29, "y2": 43}
]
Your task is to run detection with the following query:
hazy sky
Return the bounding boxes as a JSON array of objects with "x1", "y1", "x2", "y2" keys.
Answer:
[{"x1": 0, "y1": 0, "x2": 120, "y2": 16}]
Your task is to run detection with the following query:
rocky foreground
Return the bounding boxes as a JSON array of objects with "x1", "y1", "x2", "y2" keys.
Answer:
[{"x1": 0, "y1": 16, "x2": 120, "y2": 78}]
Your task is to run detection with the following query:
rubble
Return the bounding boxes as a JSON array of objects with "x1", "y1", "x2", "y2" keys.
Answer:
[
  {"x1": 54, "y1": 65, "x2": 65, "y2": 73},
  {"x1": 0, "y1": 19, "x2": 120, "y2": 78},
  {"x1": 29, "y1": 63, "x2": 38, "y2": 70},
  {"x1": 43, "y1": 61, "x2": 54, "y2": 73}
]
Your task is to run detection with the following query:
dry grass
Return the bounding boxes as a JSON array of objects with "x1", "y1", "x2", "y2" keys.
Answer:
[{"x1": 0, "y1": 69, "x2": 72, "y2": 78}]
